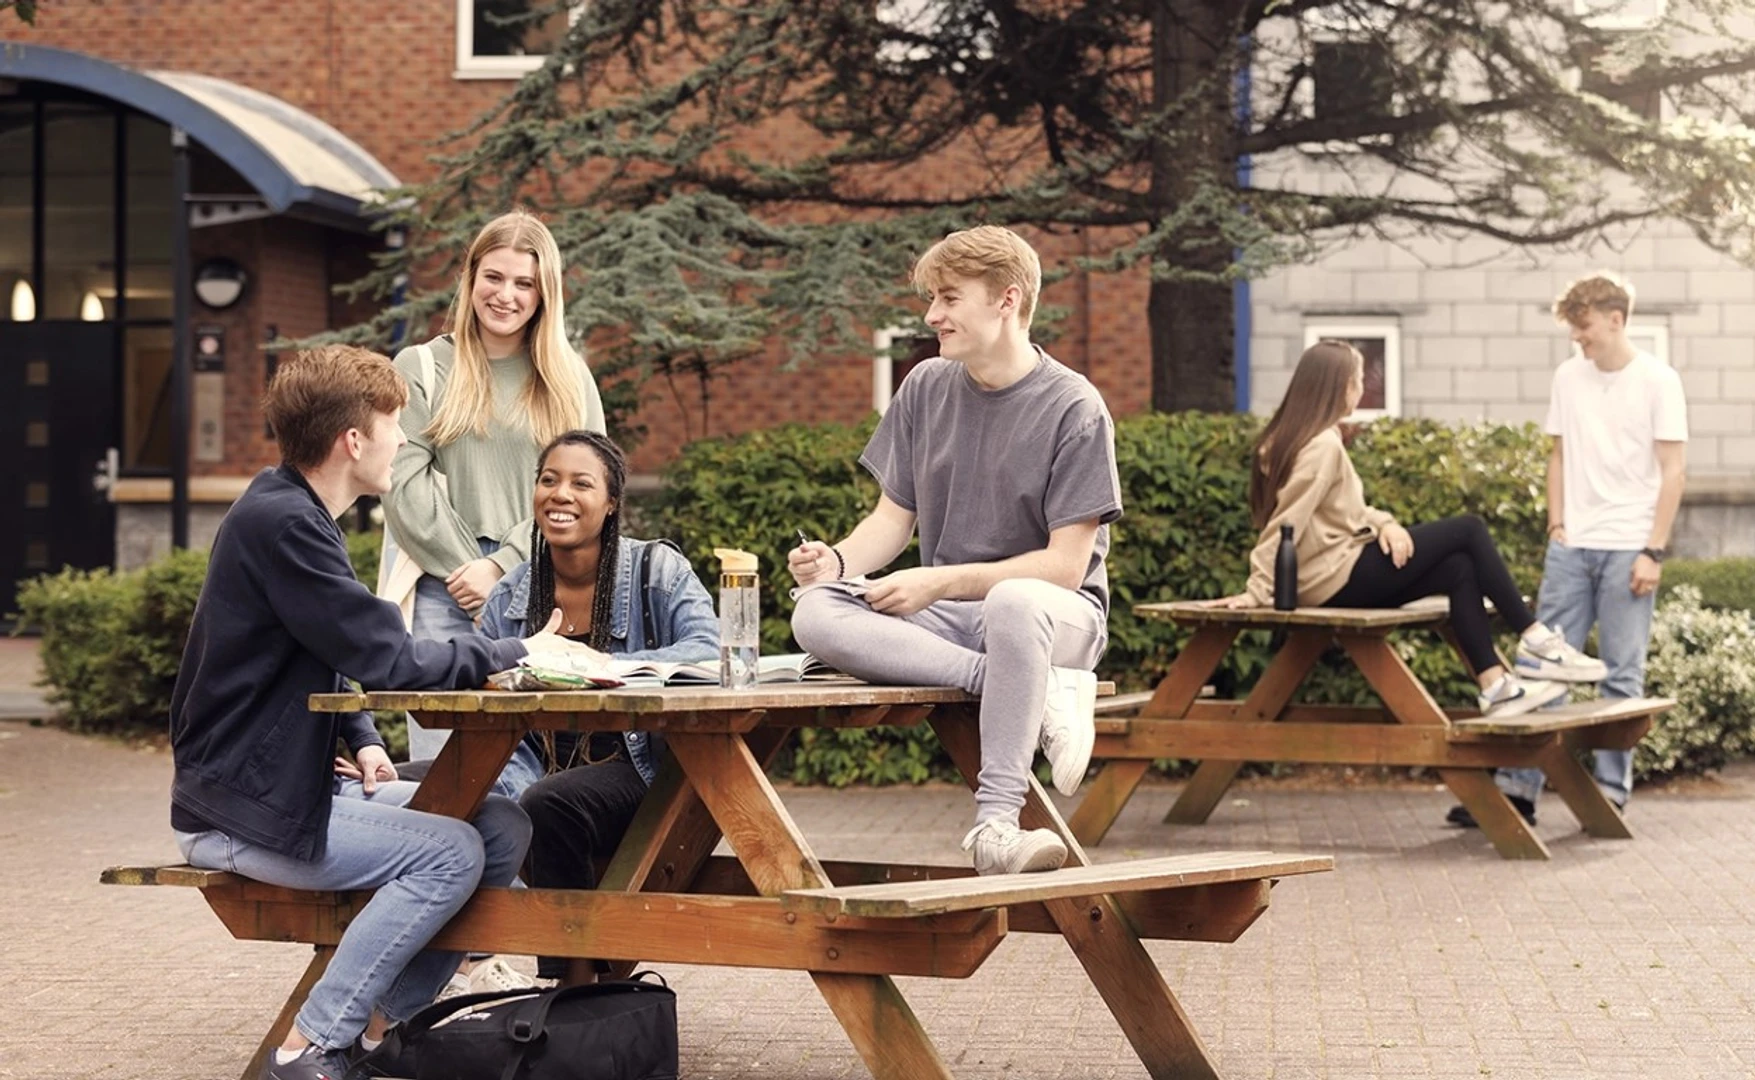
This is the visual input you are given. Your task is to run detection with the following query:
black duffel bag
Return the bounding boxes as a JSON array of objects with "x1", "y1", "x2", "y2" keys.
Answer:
[{"x1": 358, "y1": 971, "x2": 678, "y2": 1080}]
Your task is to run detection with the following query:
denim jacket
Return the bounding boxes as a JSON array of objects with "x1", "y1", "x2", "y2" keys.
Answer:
[{"x1": 478, "y1": 536, "x2": 718, "y2": 786}]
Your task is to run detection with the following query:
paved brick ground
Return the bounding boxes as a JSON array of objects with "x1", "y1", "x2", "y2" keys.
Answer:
[{"x1": 3, "y1": 717, "x2": 1754, "y2": 1080}]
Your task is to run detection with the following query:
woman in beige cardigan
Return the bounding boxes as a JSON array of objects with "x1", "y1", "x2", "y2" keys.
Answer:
[{"x1": 1206, "y1": 340, "x2": 1604, "y2": 719}]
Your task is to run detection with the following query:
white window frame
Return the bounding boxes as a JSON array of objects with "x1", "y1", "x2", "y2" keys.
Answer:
[
  {"x1": 1627, "y1": 323, "x2": 1670, "y2": 365},
  {"x1": 1292, "y1": 8, "x2": 1402, "y2": 153},
  {"x1": 873, "y1": 325, "x2": 936, "y2": 413},
  {"x1": 1574, "y1": 0, "x2": 1667, "y2": 31},
  {"x1": 455, "y1": 0, "x2": 584, "y2": 80},
  {"x1": 1303, "y1": 317, "x2": 1403, "y2": 421}
]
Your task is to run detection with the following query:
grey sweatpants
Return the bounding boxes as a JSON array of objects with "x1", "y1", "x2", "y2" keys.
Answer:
[{"x1": 791, "y1": 578, "x2": 1106, "y2": 825}]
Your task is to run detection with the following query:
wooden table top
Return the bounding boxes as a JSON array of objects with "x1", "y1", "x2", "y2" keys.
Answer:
[{"x1": 1136, "y1": 597, "x2": 1466, "y2": 630}]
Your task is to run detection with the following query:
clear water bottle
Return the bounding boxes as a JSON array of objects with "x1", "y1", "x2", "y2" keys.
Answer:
[
  {"x1": 715, "y1": 547, "x2": 760, "y2": 689},
  {"x1": 1273, "y1": 523, "x2": 1298, "y2": 611}
]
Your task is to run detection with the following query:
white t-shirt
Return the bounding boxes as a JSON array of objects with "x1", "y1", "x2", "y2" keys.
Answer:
[{"x1": 1545, "y1": 350, "x2": 1688, "y2": 550}]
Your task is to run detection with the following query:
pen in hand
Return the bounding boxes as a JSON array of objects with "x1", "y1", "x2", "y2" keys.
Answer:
[{"x1": 795, "y1": 527, "x2": 813, "y2": 548}]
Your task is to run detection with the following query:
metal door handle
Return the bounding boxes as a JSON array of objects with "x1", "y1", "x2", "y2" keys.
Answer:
[{"x1": 92, "y1": 447, "x2": 119, "y2": 496}]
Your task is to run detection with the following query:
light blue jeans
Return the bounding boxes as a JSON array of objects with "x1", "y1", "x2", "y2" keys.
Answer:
[
  {"x1": 408, "y1": 538, "x2": 502, "y2": 761},
  {"x1": 176, "y1": 779, "x2": 530, "y2": 1051},
  {"x1": 1497, "y1": 542, "x2": 1656, "y2": 809}
]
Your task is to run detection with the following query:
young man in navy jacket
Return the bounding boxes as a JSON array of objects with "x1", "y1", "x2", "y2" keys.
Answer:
[{"x1": 169, "y1": 345, "x2": 584, "y2": 1080}]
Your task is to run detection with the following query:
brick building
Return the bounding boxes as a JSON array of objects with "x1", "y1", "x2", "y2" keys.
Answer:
[
  {"x1": 2, "y1": 1, "x2": 1746, "y2": 606},
  {"x1": 0, "y1": 1, "x2": 1156, "y2": 602}
]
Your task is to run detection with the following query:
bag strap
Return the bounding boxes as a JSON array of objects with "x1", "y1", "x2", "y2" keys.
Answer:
[{"x1": 416, "y1": 341, "x2": 437, "y2": 401}]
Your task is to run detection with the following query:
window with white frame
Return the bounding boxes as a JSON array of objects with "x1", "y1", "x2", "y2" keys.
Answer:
[
  {"x1": 456, "y1": 0, "x2": 580, "y2": 79},
  {"x1": 872, "y1": 326, "x2": 938, "y2": 413},
  {"x1": 1288, "y1": 8, "x2": 1401, "y2": 153},
  {"x1": 1570, "y1": 0, "x2": 1668, "y2": 121},
  {"x1": 1627, "y1": 322, "x2": 1670, "y2": 365},
  {"x1": 1303, "y1": 318, "x2": 1402, "y2": 421},
  {"x1": 1574, "y1": 0, "x2": 1667, "y2": 31}
]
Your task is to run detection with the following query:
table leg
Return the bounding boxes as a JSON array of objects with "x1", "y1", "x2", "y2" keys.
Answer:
[
  {"x1": 1067, "y1": 760, "x2": 1150, "y2": 846},
  {"x1": 1166, "y1": 629, "x2": 1329, "y2": 825},
  {"x1": 667, "y1": 731, "x2": 955, "y2": 1080},
  {"x1": 1344, "y1": 636, "x2": 1551, "y2": 860},
  {"x1": 1539, "y1": 743, "x2": 1633, "y2": 839},
  {"x1": 932, "y1": 706, "x2": 1221, "y2": 1080},
  {"x1": 405, "y1": 723, "x2": 524, "y2": 819},
  {"x1": 240, "y1": 945, "x2": 333, "y2": 1080},
  {"x1": 1069, "y1": 625, "x2": 1237, "y2": 844}
]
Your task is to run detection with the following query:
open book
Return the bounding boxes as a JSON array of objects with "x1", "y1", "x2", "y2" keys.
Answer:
[
  {"x1": 606, "y1": 652, "x2": 841, "y2": 687},
  {"x1": 788, "y1": 576, "x2": 873, "y2": 602},
  {"x1": 491, "y1": 651, "x2": 843, "y2": 691}
]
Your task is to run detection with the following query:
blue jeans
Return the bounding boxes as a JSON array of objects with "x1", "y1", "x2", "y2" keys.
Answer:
[
  {"x1": 1497, "y1": 542, "x2": 1656, "y2": 808},
  {"x1": 408, "y1": 538, "x2": 502, "y2": 761},
  {"x1": 176, "y1": 779, "x2": 530, "y2": 1051}
]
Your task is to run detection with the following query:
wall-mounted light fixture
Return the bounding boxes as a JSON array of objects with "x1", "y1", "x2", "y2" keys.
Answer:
[
  {"x1": 193, "y1": 257, "x2": 248, "y2": 310},
  {"x1": 9, "y1": 279, "x2": 35, "y2": 322},
  {"x1": 79, "y1": 290, "x2": 105, "y2": 321}
]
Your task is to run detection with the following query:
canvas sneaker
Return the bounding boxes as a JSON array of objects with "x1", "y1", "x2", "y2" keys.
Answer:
[
  {"x1": 961, "y1": 820, "x2": 1068, "y2": 876},
  {"x1": 1478, "y1": 674, "x2": 1568, "y2": 718},
  {"x1": 1515, "y1": 624, "x2": 1608, "y2": 684},
  {"x1": 433, "y1": 970, "x2": 471, "y2": 1003},
  {"x1": 1039, "y1": 667, "x2": 1098, "y2": 797},
  {"x1": 466, "y1": 955, "x2": 538, "y2": 995},
  {"x1": 259, "y1": 1044, "x2": 354, "y2": 1080}
]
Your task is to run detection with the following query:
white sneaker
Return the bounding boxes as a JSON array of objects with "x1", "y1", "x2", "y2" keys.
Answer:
[
  {"x1": 1039, "y1": 667, "x2": 1098, "y2": 797},
  {"x1": 466, "y1": 955, "x2": 538, "y2": 995},
  {"x1": 434, "y1": 970, "x2": 471, "y2": 1003},
  {"x1": 1515, "y1": 624, "x2": 1608, "y2": 684},
  {"x1": 1478, "y1": 674, "x2": 1568, "y2": 718},
  {"x1": 961, "y1": 820, "x2": 1068, "y2": 876}
]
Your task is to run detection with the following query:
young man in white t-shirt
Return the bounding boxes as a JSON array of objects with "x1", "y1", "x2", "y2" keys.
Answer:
[{"x1": 1454, "y1": 272, "x2": 1688, "y2": 828}]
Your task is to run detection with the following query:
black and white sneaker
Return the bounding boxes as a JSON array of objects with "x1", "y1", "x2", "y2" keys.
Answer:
[
  {"x1": 260, "y1": 1044, "x2": 353, "y2": 1080},
  {"x1": 1515, "y1": 624, "x2": 1608, "y2": 684},
  {"x1": 1477, "y1": 674, "x2": 1567, "y2": 718}
]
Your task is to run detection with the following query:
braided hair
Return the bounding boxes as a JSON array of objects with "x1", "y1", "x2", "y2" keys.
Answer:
[{"x1": 526, "y1": 429, "x2": 626, "y2": 651}]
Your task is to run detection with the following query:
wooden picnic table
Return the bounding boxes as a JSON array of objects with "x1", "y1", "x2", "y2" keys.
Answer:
[
  {"x1": 107, "y1": 680, "x2": 1332, "y2": 1080},
  {"x1": 1066, "y1": 602, "x2": 1673, "y2": 861}
]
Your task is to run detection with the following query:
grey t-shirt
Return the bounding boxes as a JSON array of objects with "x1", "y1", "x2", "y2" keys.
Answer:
[{"x1": 859, "y1": 348, "x2": 1124, "y2": 617}]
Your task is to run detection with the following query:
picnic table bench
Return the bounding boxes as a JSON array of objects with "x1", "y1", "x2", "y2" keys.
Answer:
[
  {"x1": 104, "y1": 681, "x2": 1332, "y2": 1080},
  {"x1": 1067, "y1": 601, "x2": 1673, "y2": 861}
]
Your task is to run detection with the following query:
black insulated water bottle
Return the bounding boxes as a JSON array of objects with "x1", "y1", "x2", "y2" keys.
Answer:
[{"x1": 1273, "y1": 523, "x2": 1297, "y2": 611}]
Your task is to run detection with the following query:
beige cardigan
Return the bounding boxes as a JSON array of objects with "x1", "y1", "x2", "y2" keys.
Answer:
[{"x1": 1245, "y1": 428, "x2": 1396, "y2": 607}]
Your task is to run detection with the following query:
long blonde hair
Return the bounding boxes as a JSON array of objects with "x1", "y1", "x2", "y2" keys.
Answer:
[{"x1": 427, "y1": 210, "x2": 592, "y2": 447}]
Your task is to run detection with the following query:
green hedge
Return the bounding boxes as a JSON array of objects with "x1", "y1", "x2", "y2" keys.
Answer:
[
  {"x1": 653, "y1": 411, "x2": 1555, "y2": 784},
  {"x1": 1638, "y1": 585, "x2": 1755, "y2": 779},
  {"x1": 12, "y1": 536, "x2": 405, "y2": 755},
  {"x1": 1660, "y1": 556, "x2": 1755, "y2": 614},
  {"x1": 13, "y1": 548, "x2": 208, "y2": 732}
]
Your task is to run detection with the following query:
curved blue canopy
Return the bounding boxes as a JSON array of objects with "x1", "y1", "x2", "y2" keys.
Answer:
[{"x1": 0, "y1": 43, "x2": 400, "y2": 221}]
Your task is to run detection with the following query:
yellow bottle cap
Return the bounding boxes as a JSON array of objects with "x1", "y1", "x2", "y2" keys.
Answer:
[{"x1": 714, "y1": 547, "x2": 759, "y2": 573}]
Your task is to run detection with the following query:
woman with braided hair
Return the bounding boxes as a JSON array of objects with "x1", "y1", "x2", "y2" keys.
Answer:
[{"x1": 406, "y1": 429, "x2": 716, "y2": 990}]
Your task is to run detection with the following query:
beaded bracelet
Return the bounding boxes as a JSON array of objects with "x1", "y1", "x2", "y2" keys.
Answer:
[{"x1": 830, "y1": 547, "x2": 847, "y2": 581}]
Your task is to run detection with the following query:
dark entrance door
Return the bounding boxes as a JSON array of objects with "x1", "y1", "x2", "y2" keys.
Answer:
[{"x1": 0, "y1": 322, "x2": 118, "y2": 619}]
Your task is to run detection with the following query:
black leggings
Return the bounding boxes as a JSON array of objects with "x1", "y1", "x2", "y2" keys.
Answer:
[{"x1": 1324, "y1": 514, "x2": 1536, "y2": 676}]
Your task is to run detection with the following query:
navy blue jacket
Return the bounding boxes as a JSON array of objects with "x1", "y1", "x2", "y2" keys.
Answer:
[{"x1": 169, "y1": 466, "x2": 528, "y2": 861}]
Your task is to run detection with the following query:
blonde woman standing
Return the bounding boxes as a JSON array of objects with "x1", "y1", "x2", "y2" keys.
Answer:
[{"x1": 383, "y1": 210, "x2": 605, "y2": 760}]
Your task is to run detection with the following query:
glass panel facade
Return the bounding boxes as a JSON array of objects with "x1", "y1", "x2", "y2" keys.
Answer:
[
  {"x1": 42, "y1": 103, "x2": 117, "y2": 321},
  {"x1": 0, "y1": 102, "x2": 33, "y2": 322},
  {"x1": 125, "y1": 114, "x2": 174, "y2": 321},
  {"x1": 123, "y1": 325, "x2": 174, "y2": 470}
]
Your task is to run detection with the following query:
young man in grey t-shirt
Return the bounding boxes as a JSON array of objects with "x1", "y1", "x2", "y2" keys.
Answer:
[{"x1": 789, "y1": 226, "x2": 1122, "y2": 875}]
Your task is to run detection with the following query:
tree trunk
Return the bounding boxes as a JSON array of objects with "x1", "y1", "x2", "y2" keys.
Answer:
[{"x1": 1148, "y1": 0, "x2": 1244, "y2": 413}]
